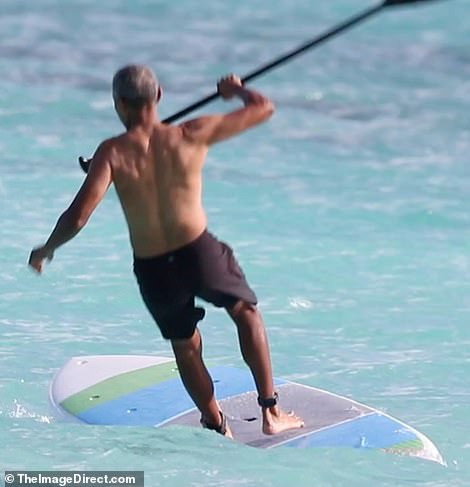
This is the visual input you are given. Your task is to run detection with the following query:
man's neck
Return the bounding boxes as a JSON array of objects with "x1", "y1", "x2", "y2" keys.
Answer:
[{"x1": 126, "y1": 107, "x2": 159, "y2": 131}]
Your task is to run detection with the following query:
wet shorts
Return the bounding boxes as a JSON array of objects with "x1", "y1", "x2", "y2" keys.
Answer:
[{"x1": 133, "y1": 230, "x2": 258, "y2": 340}]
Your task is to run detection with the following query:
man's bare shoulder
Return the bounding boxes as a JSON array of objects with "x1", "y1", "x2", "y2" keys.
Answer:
[
  {"x1": 91, "y1": 136, "x2": 125, "y2": 168},
  {"x1": 109, "y1": 132, "x2": 132, "y2": 146},
  {"x1": 103, "y1": 132, "x2": 140, "y2": 152},
  {"x1": 179, "y1": 115, "x2": 218, "y2": 145},
  {"x1": 95, "y1": 134, "x2": 123, "y2": 149}
]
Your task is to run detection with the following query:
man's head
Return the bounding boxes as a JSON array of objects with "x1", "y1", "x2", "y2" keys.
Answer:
[{"x1": 112, "y1": 64, "x2": 162, "y2": 125}]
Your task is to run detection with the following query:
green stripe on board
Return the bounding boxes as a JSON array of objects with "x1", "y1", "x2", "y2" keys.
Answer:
[
  {"x1": 384, "y1": 438, "x2": 424, "y2": 453},
  {"x1": 61, "y1": 361, "x2": 178, "y2": 415}
]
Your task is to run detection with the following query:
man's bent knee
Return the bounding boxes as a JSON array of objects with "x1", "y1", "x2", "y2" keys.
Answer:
[{"x1": 171, "y1": 329, "x2": 201, "y2": 356}]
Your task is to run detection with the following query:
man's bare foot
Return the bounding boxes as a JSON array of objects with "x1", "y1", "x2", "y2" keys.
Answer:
[{"x1": 262, "y1": 406, "x2": 304, "y2": 435}]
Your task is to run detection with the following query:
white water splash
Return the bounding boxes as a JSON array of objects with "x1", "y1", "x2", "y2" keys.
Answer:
[
  {"x1": 1, "y1": 400, "x2": 53, "y2": 424},
  {"x1": 288, "y1": 297, "x2": 314, "y2": 309}
]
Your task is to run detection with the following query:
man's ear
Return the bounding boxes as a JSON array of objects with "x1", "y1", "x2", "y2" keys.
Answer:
[
  {"x1": 156, "y1": 86, "x2": 163, "y2": 103},
  {"x1": 114, "y1": 97, "x2": 124, "y2": 111}
]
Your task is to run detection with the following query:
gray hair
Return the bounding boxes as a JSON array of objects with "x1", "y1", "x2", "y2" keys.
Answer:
[{"x1": 112, "y1": 64, "x2": 159, "y2": 106}]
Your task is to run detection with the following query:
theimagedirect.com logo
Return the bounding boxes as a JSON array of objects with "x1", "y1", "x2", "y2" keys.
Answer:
[{"x1": 4, "y1": 471, "x2": 144, "y2": 487}]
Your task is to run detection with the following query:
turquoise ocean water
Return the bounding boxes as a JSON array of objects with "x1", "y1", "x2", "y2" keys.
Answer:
[{"x1": 1, "y1": 0, "x2": 469, "y2": 485}]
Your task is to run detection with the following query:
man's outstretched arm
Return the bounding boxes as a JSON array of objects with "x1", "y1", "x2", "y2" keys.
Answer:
[{"x1": 29, "y1": 141, "x2": 113, "y2": 273}]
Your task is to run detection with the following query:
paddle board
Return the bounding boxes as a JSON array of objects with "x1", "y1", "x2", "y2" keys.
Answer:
[{"x1": 49, "y1": 355, "x2": 444, "y2": 464}]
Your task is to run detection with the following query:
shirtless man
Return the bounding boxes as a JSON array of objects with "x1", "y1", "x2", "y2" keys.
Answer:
[{"x1": 29, "y1": 65, "x2": 304, "y2": 437}]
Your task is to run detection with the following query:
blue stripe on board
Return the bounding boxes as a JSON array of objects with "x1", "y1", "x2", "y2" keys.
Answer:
[
  {"x1": 76, "y1": 366, "x2": 286, "y2": 426},
  {"x1": 283, "y1": 412, "x2": 419, "y2": 449}
]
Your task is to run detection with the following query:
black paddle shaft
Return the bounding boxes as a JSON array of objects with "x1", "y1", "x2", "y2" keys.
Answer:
[
  {"x1": 162, "y1": 3, "x2": 384, "y2": 124},
  {"x1": 78, "y1": 0, "x2": 442, "y2": 173}
]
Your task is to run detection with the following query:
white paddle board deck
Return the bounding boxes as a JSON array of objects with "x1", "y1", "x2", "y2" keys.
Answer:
[{"x1": 49, "y1": 355, "x2": 444, "y2": 464}]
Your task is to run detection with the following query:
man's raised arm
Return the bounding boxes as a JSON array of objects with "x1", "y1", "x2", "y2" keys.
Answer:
[{"x1": 181, "y1": 74, "x2": 275, "y2": 146}]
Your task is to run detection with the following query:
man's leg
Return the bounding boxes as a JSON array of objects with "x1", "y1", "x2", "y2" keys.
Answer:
[
  {"x1": 227, "y1": 301, "x2": 304, "y2": 435},
  {"x1": 171, "y1": 328, "x2": 232, "y2": 436}
]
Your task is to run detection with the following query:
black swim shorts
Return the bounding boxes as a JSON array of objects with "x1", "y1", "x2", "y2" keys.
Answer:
[{"x1": 133, "y1": 230, "x2": 257, "y2": 340}]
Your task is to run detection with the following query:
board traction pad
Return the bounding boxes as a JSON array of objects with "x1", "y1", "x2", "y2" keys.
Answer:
[{"x1": 167, "y1": 382, "x2": 373, "y2": 448}]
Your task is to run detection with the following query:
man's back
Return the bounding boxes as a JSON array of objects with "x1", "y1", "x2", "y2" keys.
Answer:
[{"x1": 111, "y1": 122, "x2": 208, "y2": 258}]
